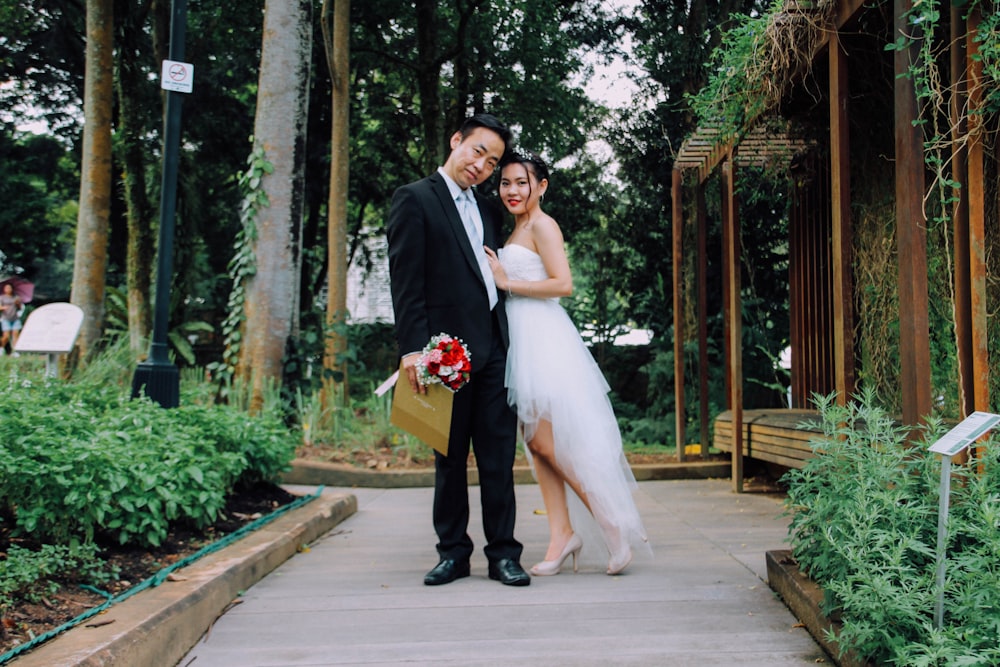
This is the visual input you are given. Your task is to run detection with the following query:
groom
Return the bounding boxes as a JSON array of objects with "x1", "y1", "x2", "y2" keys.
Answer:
[{"x1": 386, "y1": 114, "x2": 529, "y2": 587}]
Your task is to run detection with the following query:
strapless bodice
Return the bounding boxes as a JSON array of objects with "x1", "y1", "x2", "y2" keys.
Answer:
[{"x1": 498, "y1": 244, "x2": 548, "y2": 283}]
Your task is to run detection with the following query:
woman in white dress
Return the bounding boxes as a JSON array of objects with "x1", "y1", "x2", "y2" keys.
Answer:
[{"x1": 484, "y1": 151, "x2": 647, "y2": 576}]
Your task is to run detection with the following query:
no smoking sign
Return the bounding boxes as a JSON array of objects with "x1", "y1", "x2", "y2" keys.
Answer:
[{"x1": 161, "y1": 59, "x2": 194, "y2": 93}]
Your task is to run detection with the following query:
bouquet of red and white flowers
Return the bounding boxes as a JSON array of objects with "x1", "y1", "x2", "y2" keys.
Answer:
[{"x1": 416, "y1": 333, "x2": 472, "y2": 392}]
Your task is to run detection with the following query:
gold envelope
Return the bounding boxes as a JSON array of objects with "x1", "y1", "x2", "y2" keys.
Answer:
[{"x1": 390, "y1": 362, "x2": 454, "y2": 456}]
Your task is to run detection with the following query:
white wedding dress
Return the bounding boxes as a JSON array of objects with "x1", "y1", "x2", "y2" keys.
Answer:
[{"x1": 499, "y1": 244, "x2": 647, "y2": 562}]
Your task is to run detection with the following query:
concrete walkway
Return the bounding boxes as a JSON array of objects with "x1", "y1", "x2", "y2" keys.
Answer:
[{"x1": 178, "y1": 480, "x2": 828, "y2": 666}]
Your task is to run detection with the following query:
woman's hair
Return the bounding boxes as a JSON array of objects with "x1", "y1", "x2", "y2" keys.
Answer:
[{"x1": 500, "y1": 149, "x2": 550, "y2": 183}]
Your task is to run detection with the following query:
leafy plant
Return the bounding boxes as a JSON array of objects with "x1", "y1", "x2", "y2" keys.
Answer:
[
  {"x1": 0, "y1": 543, "x2": 115, "y2": 616},
  {"x1": 0, "y1": 345, "x2": 297, "y2": 548},
  {"x1": 103, "y1": 285, "x2": 215, "y2": 366},
  {"x1": 173, "y1": 400, "x2": 298, "y2": 485},
  {"x1": 0, "y1": 387, "x2": 241, "y2": 546},
  {"x1": 688, "y1": 0, "x2": 836, "y2": 143},
  {"x1": 783, "y1": 390, "x2": 1000, "y2": 664}
]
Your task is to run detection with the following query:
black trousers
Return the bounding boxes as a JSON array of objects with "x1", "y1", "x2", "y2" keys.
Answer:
[{"x1": 432, "y1": 310, "x2": 521, "y2": 564}]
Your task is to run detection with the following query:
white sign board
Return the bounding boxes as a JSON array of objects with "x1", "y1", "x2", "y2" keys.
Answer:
[
  {"x1": 161, "y1": 59, "x2": 194, "y2": 93},
  {"x1": 928, "y1": 411, "x2": 1000, "y2": 457},
  {"x1": 929, "y1": 410, "x2": 999, "y2": 629},
  {"x1": 13, "y1": 303, "x2": 84, "y2": 354}
]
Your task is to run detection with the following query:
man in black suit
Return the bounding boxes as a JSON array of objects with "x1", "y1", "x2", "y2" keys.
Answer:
[{"x1": 387, "y1": 114, "x2": 529, "y2": 587}]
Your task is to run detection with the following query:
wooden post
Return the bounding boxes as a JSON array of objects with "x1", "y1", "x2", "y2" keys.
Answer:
[
  {"x1": 966, "y1": 7, "x2": 989, "y2": 413},
  {"x1": 894, "y1": 0, "x2": 933, "y2": 426},
  {"x1": 951, "y1": 1, "x2": 973, "y2": 417},
  {"x1": 829, "y1": 29, "x2": 856, "y2": 405},
  {"x1": 697, "y1": 181, "x2": 710, "y2": 458},
  {"x1": 722, "y1": 158, "x2": 743, "y2": 492},
  {"x1": 672, "y1": 168, "x2": 686, "y2": 462}
]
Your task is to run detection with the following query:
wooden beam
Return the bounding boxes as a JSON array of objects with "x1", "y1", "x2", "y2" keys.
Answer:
[
  {"x1": 721, "y1": 165, "x2": 732, "y2": 409},
  {"x1": 829, "y1": 29, "x2": 856, "y2": 404},
  {"x1": 814, "y1": 0, "x2": 870, "y2": 52},
  {"x1": 789, "y1": 172, "x2": 803, "y2": 407},
  {"x1": 672, "y1": 168, "x2": 686, "y2": 462},
  {"x1": 894, "y1": 0, "x2": 933, "y2": 426}
]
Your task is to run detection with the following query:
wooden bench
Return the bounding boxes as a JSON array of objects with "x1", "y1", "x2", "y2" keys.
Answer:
[{"x1": 714, "y1": 409, "x2": 824, "y2": 469}]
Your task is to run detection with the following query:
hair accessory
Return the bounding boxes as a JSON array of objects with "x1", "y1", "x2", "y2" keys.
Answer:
[{"x1": 502, "y1": 148, "x2": 551, "y2": 182}]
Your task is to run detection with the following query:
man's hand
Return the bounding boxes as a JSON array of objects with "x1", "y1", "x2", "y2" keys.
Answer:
[{"x1": 402, "y1": 352, "x2": 427, "y2": 394}]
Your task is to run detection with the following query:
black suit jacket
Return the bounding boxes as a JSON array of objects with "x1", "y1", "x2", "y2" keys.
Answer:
[{"x1": 386, "y1": 172, "x2": 509, "y2": 366}]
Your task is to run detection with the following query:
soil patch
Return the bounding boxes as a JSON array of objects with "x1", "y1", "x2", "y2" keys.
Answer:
[
  {"x1": 0, "y1": 481, "x2": 297, "y2": 658},
  {"x1": 296, "y1": 442, "x2": 442, "y2": 470},
  {"x1": 296, "y1": 442, "x2": 726, "y2": 471}
]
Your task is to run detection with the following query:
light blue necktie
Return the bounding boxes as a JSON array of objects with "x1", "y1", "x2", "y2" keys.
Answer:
[{"x1": 457, "y1": 189, "x2": 498, "y2": 310}]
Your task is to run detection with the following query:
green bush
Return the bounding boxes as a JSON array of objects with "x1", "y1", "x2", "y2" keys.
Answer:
[
  {"x1": 0, "y1": 372, "x2": 296, "y2": 548},
  {"x1": 783, "y1": 390, "x2": 1000, "y2": 665},
  {"x1": 172, "y1": 402, "x2": 298, "y2": 484}
]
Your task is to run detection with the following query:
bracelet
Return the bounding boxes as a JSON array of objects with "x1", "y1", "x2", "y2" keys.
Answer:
[{"x1": 508, "y1": 283, "x2": 513, "y2": 297}]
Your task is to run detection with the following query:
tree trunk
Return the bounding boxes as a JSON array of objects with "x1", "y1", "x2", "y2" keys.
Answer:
[
  {"x1": 414, "y1": 0, "x2": 443, "y2": 170},
  {"x1": 116, "y1": 0, "x2": 154, "y2": 356},
  {"x1": 321, "y1": 0, "x2": 350, "y2": 405},
  {"x1": 71, "y1": 0, "x2": 114, "y2": 363},
  {"x1": 235, "y1": 0, "x2": 312, "y2": 412}
]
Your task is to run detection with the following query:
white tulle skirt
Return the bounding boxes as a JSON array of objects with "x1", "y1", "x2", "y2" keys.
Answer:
[{"x1": 503, "y1": 286, "x2": 648, "y2": 562}]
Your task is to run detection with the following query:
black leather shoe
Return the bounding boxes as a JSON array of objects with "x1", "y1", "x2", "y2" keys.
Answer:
[
  {"x1": 488, "y1": 558, "x2": 531, "y2": 586},
  {"x1": 424, "y1": 559, "x2": 471, "y2": 586}
]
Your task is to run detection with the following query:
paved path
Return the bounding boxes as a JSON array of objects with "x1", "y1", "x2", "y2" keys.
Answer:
[{"x1": 178, "y1": 479, "x2": 828, "y2": 666}]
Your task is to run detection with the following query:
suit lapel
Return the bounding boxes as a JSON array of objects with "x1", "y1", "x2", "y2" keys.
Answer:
[{"x1": 429, "y1": 174, "x2": 485, "y2": 284}]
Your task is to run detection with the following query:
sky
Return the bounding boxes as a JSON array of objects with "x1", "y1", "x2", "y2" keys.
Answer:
[
  {"x1": 583, "y1": 0, "x2": 641, "y2": 109},
  {"x1": 571, "y1": 0, "x2": 644, "y2": 172}
]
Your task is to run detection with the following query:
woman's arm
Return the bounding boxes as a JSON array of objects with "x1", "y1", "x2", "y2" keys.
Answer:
[{"x1": 485, "y1": 214, "x2": 573, "y2": 299}]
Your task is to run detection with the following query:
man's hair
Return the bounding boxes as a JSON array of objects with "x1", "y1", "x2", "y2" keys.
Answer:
[{"x1": 458, "y1": 114, "x2": 512, "y2": 150}]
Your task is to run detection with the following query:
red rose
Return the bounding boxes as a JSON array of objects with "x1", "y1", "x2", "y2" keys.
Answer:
[{"x1": 441, "y1": 346, "x2": 463, "y2": 367}]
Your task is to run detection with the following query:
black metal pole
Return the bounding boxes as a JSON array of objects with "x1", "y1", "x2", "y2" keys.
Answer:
[{"x1": 131, "y1": 0, "x2": 187, "y2": 407}]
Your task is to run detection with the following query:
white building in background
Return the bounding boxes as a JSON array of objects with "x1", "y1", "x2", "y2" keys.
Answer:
[{"x1": 345, "y1": 236, "x2": 394, "y2": 324}]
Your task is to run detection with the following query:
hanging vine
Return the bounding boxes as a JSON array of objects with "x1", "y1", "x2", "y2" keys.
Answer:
[
  {"x1": 889, "y1": 0, "x2": 1000, "y2": 410},
  {"x1": 208, "y1": 144, "x2": 273, "y2": 397},
  {"x1": 687, "y1": 0, "x2": 837, "y2": 143},
  {"x1": 686, "y1": 0, "x2": 1000, "y2": 411},
  {"x1": 878, "y1": 0, "x2": 1000, "y2": 225},
  {"x1": 691, "y1": 0, "x2": 999, "y2": 201}
]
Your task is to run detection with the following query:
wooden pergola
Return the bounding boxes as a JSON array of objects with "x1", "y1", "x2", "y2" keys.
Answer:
[{"x1": 672, "y1": 0, "x2": 992, "y2": 491}]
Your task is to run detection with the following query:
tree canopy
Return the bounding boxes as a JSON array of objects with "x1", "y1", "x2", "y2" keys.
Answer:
[{"x1": 0, "y1": 0, "x2": 789, "y2": 438}]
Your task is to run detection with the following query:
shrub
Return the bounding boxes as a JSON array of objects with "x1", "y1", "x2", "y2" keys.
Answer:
[
  {"x1": 173, "y1": 402, "x2": 298, "y2": 484},
  {"x1": 0, "y1": 372, "x2": 296, "y2": 548},
  {"x1": 782, "y1": 390, "x2": 1000, "y2": 665}
]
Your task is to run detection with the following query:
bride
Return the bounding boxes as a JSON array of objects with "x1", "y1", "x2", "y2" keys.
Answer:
[{"x1": 484, "y1": 150, "x2": 647, "y2": 576}]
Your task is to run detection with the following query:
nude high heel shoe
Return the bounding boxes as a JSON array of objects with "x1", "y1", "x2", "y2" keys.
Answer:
[{"x1": 530, "y1": 534, "x2": 583, "y2": 576}]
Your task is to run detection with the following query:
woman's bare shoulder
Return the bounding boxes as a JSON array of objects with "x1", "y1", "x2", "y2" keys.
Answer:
[{"x1": 531, "y1": 213, "x2": 564, "y2": 241}]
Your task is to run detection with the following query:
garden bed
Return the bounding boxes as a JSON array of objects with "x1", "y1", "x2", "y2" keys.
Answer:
[
  {"x1": 0, "y1": 481, "x2": 297, "y2": 659},
  {"x1": 766, "y1": 550, "x2": 869, "y2": 667}
]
